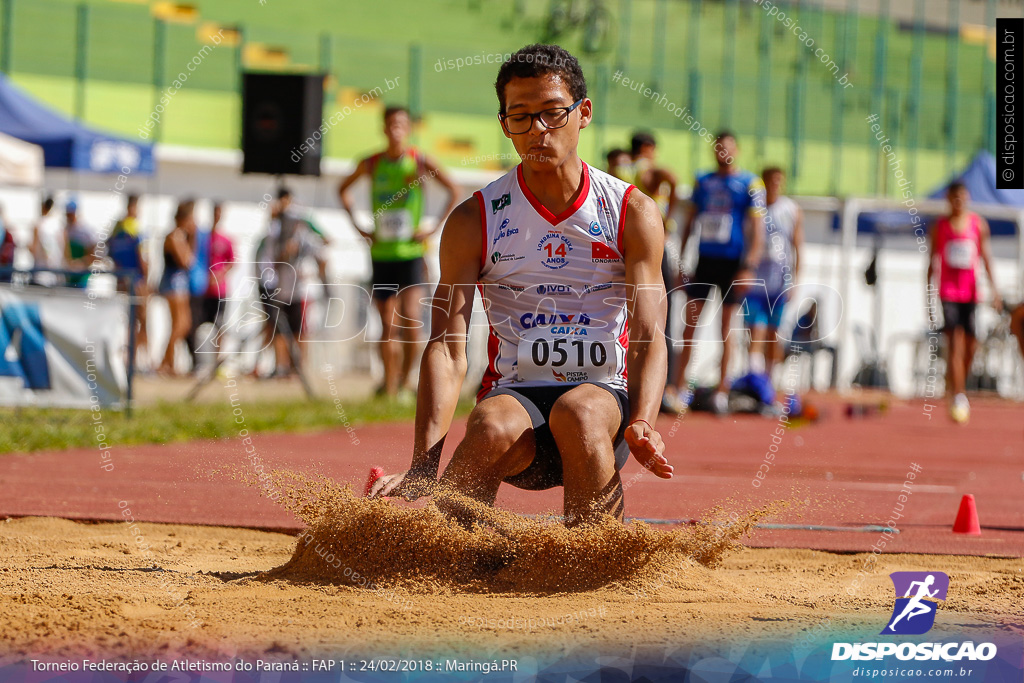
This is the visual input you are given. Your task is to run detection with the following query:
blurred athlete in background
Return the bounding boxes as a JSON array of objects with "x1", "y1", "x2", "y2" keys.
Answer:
[{"x1": 339, "y1": 106, "x2": 459, "y2": 399}]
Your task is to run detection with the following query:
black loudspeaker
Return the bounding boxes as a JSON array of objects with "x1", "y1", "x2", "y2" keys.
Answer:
[{"x1": 241, "y1": 72, "x2": 325, "y2": 176}]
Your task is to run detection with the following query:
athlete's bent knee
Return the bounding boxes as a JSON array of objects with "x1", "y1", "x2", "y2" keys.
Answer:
[
  {"x1": 466, "y1": 406, "x2": 525, "y2": 456},
  {"x1": 548, "y1": 399, "x2": 615, "y2": 448}
]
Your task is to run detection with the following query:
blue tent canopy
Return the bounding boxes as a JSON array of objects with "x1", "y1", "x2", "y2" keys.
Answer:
[
  {"x1": 0, "y1": 74, "x2": 154, "y2": 175},
  {"x1": 928, "y1": 151, "x2": 1024, "y2": 206},
  {"x1": 836, "y1": 151, "x2": 1019, "y2": 237}
]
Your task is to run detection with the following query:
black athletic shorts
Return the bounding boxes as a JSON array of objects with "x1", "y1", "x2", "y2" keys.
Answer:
[
  {"x1": 371, "y1": 257, "x2": 426, "y2": 302},
  {"x1": 259, "y1": 285, "x2": 304, "y2": 336},
  {"x1": 481, "y1": 382, "x2": 631, "y2": 491},
  {"x1": 942, "y1": 300, "x2": 977, "y2": 337},
  {"x1": 685, "y1": 255, "x2": 744, "y2": 304}
]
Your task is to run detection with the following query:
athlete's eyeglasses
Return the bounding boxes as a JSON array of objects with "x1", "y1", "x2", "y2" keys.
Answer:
[{"x1": 499, "y1": 99, "x2": 584, "y2": 135}]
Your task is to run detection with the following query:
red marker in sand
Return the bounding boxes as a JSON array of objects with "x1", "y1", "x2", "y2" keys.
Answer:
[{"x1": 365, "y1": 467, "x2": 385, "y2": 497}]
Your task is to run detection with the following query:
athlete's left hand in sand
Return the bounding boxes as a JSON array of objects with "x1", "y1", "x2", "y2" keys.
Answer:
[
  {"x1": 369, "y1": 468, "x2": 435, "y2": 501},
  {"x1": 625, "y1": 420, "x2": 672, "y2": 478}
]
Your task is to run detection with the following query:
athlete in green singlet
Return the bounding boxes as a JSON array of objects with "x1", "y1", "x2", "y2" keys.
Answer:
[{"x1": 339, "y1": 106, "x2": 459, "y2": 398}]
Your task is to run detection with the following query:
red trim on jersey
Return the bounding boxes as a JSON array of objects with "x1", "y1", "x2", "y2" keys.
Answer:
[
  {"x1": 408, "y1": 147, "x2": 424, "y2": 180},
  {"x1": 617, "y1": 184, "x2": 635, "y2": 256},
  {"x1": 618, "y1": 319, "x2": 630, "y2": 381},
  {"x1": 474, "y1": 190, "x2": 488, "y2": 270},
  {"x1": 366, "y1": 152, "x2": 382, "y2": 174},
  {"x1": 516, "y1": 162, "x2": 592, "y2": 227},
  {"x1": 476, "y1": 283, "x2": 502, "y2": 403}
]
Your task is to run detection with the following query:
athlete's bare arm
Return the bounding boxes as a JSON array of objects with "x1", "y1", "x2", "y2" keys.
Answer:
[
  {"x1": 652, "y1": 168, "x2": 679, "y2": 227},
  {"x1": 925, "y1": 221, "x2": 938, "y2": 287},
  {"x1": 31, "y1": 223, "x2": 42, "y2": 264},
  {"x1": 337, "y1": 158, "x2": 374, "y2": 243},
  {"x1": 370, "y1": 197, "x2": 482, "y2": 498},
  {"x1": 416, "y1": 155, "x2": 461, "y2": 241},
  {"x1": 742, "y1": 205, "x2": 765, "y2": 275},
  {"x1": 679, "y1": 200, "x2": 698, "y2": 258},
  {"x1": 792, "y1": 205, "x2": 804, "y2": 278},
  {"x1": 977, "y1": 216, "x2": 1002, "y2": 311},
  {"x1": 622, "y1": 190, "x2": 672, "y2": 478},
  {"x1": 1009, "y1": 304, "x2": 1024, "y2": 359}
]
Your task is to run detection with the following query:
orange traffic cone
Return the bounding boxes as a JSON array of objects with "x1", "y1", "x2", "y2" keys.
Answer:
[
  {"x1": 364, "y1": 467, "x2": 385, "y2": 497},
  {"x1": 952, "y1": 494, "x2": 981, "y2": 535}
]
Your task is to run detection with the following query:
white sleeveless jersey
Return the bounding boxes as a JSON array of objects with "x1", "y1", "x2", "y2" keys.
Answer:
[
  {"x1": 757, "y1": 195, "x2": 799, "y2": 295},
  {"x1": 474, "y1": 162, "x2": 635, "y2": 398}
]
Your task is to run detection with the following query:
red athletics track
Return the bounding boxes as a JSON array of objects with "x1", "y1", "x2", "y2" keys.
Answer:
[{"x1": 0, "y1": 395, "x2": 1021, "y2": 557}]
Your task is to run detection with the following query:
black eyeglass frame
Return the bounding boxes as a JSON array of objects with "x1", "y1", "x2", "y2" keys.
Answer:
[{"x1": 498, "y1": 98, "x2": 585, "y2": 134}]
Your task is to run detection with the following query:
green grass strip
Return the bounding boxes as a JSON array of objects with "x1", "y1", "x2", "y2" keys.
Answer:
[{"x1": 0, "y1": 396, "x2": 474, "y2": 455}]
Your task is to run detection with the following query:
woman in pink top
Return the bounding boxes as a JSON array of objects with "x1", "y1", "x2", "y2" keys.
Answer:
[
  {"x1": 199, "y1": 202, "x2": 235, "y2": 356},
  {"x1": 926, "y1": 182, "x2": 1001, "y2": 423}
]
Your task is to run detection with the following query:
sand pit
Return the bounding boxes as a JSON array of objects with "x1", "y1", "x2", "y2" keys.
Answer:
[{"x1": 1, "y1": 495, "x2": 1021, "y2": 663}]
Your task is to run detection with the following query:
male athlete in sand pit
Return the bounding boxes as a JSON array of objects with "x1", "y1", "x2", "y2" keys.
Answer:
[{"x1": 371, "y1": 44, "x2": 673, "y2": 524}]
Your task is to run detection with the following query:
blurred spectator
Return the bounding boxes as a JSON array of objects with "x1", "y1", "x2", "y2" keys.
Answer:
[
  {"x1": 158, "y1": 199, "x2": 196, "y2": 376},
  {"x1": 0, "y1": 205, "x2": 15, "y2": 283},
  {"x1": 186, "y1": 204, "x2": 213, "y2": 370},
  {"x1": 255, "y1": 189, "x2": 325, "y2": 377},
  {"x1": 64, "y1": 200, "x2": 97, "y2": 288},
  {"x1": 338, "y1": 105, "x2": 458, "y2": 397},
  {"x1": 31, "y1": 196, "x2": 63, "y2": 286},
  {"x1": 625, "y1": 131, "x2": 680, "y2": 410},
  {"x1": 195, "y1": 201, "x2": 235, "y2": 361},
  {"x1": 669, "y1": 132, "x2": 764, "y2": 415},
  {"x1": 789, "y1": 301, "x2": 820, "y2": 351},
  {"x1": 108, "y1": 194, "x2": 150, "y2": 365},
  {"x1": 605, "y1": 147, "x2": 632, "y2": 181},
  {"x1": 744, "y1": 166, "x2": 803, "y2": 377},
  {"x1": 926, "y1": 182, "x2": 1001, "y2": 423},
  {"x1": 786, "y1": 300, "x2": 838, "y2": 390}
]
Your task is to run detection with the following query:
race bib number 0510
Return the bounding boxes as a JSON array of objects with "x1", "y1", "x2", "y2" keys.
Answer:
[{"x1": 517, "y1": 327, "x2": 616, "y2": 383}]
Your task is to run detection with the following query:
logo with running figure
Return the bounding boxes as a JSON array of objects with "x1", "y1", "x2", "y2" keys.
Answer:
[{"x1": 882, "y1": 572, "x2": 949, "y2": 635}]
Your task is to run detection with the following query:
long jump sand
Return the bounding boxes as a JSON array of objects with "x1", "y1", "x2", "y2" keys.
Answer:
[{"x1": 2, "y1": 487, "x2": 1021, "y2": 663}]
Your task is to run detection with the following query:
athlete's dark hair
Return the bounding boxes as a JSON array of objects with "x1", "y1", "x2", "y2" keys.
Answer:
[
  {"x1": 762, "y1": 166, "x2": 785, "y2": 181},
  {"x1": 947, "y1": 180, "x2": 967, "y2": 194},
  {"x1": 277, "y1": 187, "x2": 292, "y2": 200},
  {"x1": 715, "y1": 129, "x2": 736, "y2": 142},
  {"x1": 174, "y1": 198, "x2": 195, "y2": 224},
  {"x1": 630, "y1": 131, "x2": 656, "y2": 156},
  {"x1": 41, "y1": 196, "x2": 54, "y2": 212},
  {"x1": 494, "y1": 44, "x2": 587, "y2": 115},
  {"x1": 383, "y1": 105, "x2": 409, "y2": 121},
  {"x1": 126, "y1": 194, "x2": 140, "y2": 208}
]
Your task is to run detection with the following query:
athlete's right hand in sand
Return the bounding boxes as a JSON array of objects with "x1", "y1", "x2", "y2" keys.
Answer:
[
  {"x1": 625, "y1": 421, "x2": 673, "y2": 479},
  {"x1": 369, "y1": 470, "x2": 435, "y2": 501}
]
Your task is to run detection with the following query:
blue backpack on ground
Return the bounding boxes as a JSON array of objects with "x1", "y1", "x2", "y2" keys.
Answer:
[{"x1": 731, "y1": 372, "x2": 776, "y2": 406}]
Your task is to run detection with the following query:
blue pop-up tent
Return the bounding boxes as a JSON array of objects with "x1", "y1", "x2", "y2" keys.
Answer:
[
  {"x1": 927, "y1": 151, "x2": 1022, "y2": 236},
  {"x1": 843, "y1": 151, "x2": 1020, "y2": 236},
  {"x1": 0, "y1": 73, "x2": 154, "y2": 175}
]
